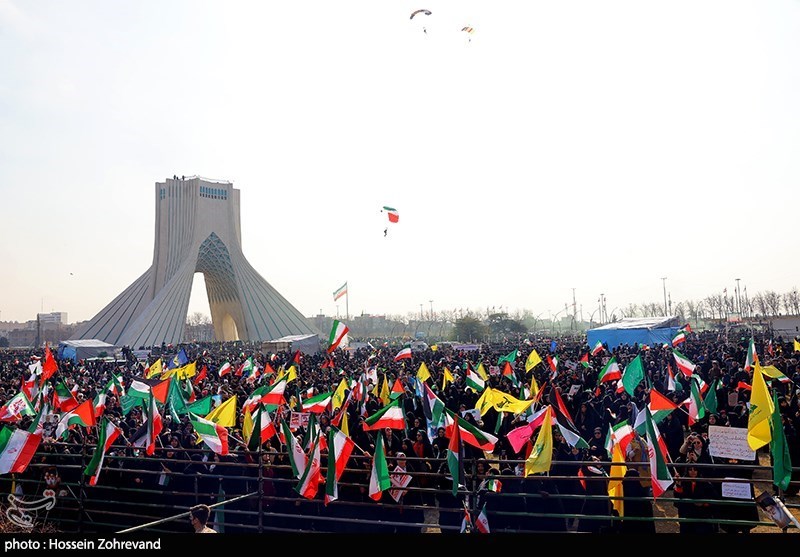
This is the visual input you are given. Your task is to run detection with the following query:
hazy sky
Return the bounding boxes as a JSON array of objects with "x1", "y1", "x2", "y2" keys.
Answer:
[{"x1": 1, "y1": 1, "x2": 799, "y2": 324}]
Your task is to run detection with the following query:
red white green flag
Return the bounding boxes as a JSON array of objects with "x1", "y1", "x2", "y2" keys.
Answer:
[
  {"x1": 190, "y1": 412, "x2": 229, "y2": 455},
  {"x1": 643, "y1": 408, "x2": 673, "y2": 498},
  {"x1": 327, "y1": 320, "x2": 350, "y2": 353},
  {"x1": 474, "y1": 503, "x2": 490, "y2": 533},
  {"x1": 597, "y1": 357, "x2": 621, "y2": 384},
  {"x1": 744, "y1": 338, "x2": 758, "y2": 372},
  {"x1": 466, "y1": 368, "x2": 485, "y2": 393},
  {"x1": 393, "y1": 347, "x2": 412, "y2": 362},
  {"x1": 218, "y1": 361, "x2": 232, "y2": 377},
  {"x1": 0, "y1": 392, "x2": 35, "y2": 423},
  {"x1": 672, "y1": 349, "x2": 695, "y2": 377},
  {"x1": 447, "y1": 415, "x2": 464, "y2": 496},
  {"x1": 281, "y1": 420, "x2": 307, "y2": 479},
  {"x1": 261, "y1": 377, "x2": 288, "y2": 408},
  {"x1": 84, "y1": 418, "x2": 121, "y2": 486},
  {"x1": 685, "y1": 377, "x2": 706, "y2": 426},
  {"x1": 443, "y1": 408, "x2": 498, "y2": 451},
  {"x1": 324, "y1": 426, "x2": 356, "y2": 504},
  {"x1": 247, "y1": 404, "x2": 277, "y2": 450},
  {"x1": 671, "y1": 330, "x2": 687, "y2": 347},
  {"x1": 296, "y1": 434, "x2": 322, "y2": 500},
  {"x1": 0, "y1": 427, "x2": 41, "y2": 474},
  {"x1": 302, "y1": 391, "x2": 333, "y2": 414},
  {"x1": 363, "y1": 399, "x2": 405, "y2": 431},
  {"x1": 53, "y1": 381, "x2": 79, "y2": 413},
  {"x1": 591, "y1": 341, "x2": 604, "y2": 356},
  {"x1": 382, "y1": 206, "x2": 399, "y2": 223},
  {"x1": 368, "y1": 433, "x2": 391, "y2": 501}
]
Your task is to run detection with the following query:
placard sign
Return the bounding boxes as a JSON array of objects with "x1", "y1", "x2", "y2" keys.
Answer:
[
  {"x1": 489, "y1": 366, "x2": 500, "y2": 376},
  {"x1": 568, "y1": 385, "x2": 581, "y2": 396},
  {"x1": 721, "y1": 478, "x2": 752, "y2": 499},
  {"x1": 708, "y1": 426, "x2": 756, "y2": 461},
  {"x1": 289, "y1": 411, "x2": 311, "y2": 429},
  {"x1": 389, "y1": 466, "x2": 412, "y2": 502}
]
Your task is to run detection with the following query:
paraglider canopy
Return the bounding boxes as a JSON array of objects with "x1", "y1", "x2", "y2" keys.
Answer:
[{"x1": 410, "y1": 9, "x2": 432, "y2": 19}]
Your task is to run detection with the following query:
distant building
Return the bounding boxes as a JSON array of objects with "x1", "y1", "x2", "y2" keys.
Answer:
[{"x1": 38, "y1": 312, "x2": 68, "y2": 325}]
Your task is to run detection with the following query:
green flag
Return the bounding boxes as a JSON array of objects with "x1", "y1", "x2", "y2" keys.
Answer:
[
  {"x1": 771, "y1": 391, "x2": 792, "y2": 491},
  {"x1": 187, "y1": 396, "x2": 214, "y2": 416},
  {"x1": 704, "y1": 380, "x2": 718, "y2": 415},
  {"x1": 167, "y1": 379, "x2": 187, "y2": 421},
  {"x1": 119, "y1": 395, "x2": 142, "y2": 416},
  {"x1": 498, "y1": 350, "x2": 518, "y2": 365},
  {"x1": 621, "y1": 355, "x2": 644, "y2": 396}
]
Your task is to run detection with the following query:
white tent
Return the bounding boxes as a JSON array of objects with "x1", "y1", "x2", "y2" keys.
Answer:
[{"x1": 57, "y1": 339, "x2": 120, "y2": 363}]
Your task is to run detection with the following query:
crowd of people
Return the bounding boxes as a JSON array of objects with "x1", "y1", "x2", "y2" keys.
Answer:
[{"x1": 0, "y1": 327, "x2": 798, "y2": 533}]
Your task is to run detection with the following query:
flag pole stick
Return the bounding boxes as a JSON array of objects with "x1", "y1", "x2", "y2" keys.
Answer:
[{"x1": 346, "y1": 286, "x2": 350, "y2": 321}]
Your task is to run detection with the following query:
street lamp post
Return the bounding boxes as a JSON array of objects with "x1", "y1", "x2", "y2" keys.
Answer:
[
  {"x1": 429, "y1": 300, "x2": 434, "y2": 320},
  {"x1": 661, "y1": 277, "x2": 668, "y2": 316},
  {"x1": 735, "y1": 278, "x2": 741, "y2": 315},
  {"x1": 420, "y1": 304, "x2": 423, "y2": 321}
]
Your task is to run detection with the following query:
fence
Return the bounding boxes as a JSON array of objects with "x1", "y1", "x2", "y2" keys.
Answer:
[{"x1": 2, "y1": 442, "x2": 797, "y2": 534}]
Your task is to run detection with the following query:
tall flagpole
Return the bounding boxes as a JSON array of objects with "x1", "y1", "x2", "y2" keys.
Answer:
[{"x1": 346, "y1": 284, "x2": 349, "y2": 321}]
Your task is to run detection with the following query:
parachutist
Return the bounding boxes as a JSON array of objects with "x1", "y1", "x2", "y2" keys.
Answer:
[{"x1": 384, "y1": 228, "x2": 388, "y2": 237}]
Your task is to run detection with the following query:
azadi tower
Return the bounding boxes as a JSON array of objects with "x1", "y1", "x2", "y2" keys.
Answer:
[{"x1": 72, "y1": 176, "x2": 315, "y2": 348}]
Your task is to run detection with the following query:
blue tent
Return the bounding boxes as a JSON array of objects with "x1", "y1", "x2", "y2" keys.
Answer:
[{"x1": 587, "y1": 317, "x2": 680, "y2": 351}]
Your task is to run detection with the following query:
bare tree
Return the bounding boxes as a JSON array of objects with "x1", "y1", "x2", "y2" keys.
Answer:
[
  {"x1": 764, "y1": 290, "x2": 782, "y2": 317},
  {"x1": 673, "y1": 302, "x2": 685, "y2": 320},
  {"x1": 753, "y1": 293, "x2": 769, "y2": 318},
  {"x1": 704, "y1": 295, "x2": 724, "y2": 320},
  {"x1": 624, "y1": 303, "x2": 640, "y2": 318},
  {"x1": 783, "y1": 289, "x2": 800, "y2": 316}
]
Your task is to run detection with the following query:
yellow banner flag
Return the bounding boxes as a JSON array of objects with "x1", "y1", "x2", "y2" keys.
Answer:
[
  {"x1": 474, "y1": 387, "x2": 533, "y2": 416},
  {"x1": 417, "y1": 362, "x2": 431, "y2": 383},
  {"x1": 476, "y1": 363, "x2": 489, "y2": 381},
  {"x1": 341, "y1": 408, "x2": 349, "y2": 437},
  {"x1": 760, "y1": 365, "x2": 789, "y2": 381},
  {"x1": 747, "y1": 363, "x2": 773, "y2": 450},
  {"x1": 529, "y1": 374, "x2": 540, "y2": 400},
  {"x1": 286, "y1": 365, "x2": 298, "y2": 384},
  {"x1": 332, "y1": 378, "x2": 349, "y2": 410},
  {"x1": 205, "y1": 395, "x2": 237, "y2": 428},
  {"x1": 608, "y1": 441, "x2": 626, "y2": 517},
  {"x1": 380, "y1": 375, "x2": 391, "y2": 406},
  {"x1": 146, "y1": 358, "x2": 162, "y2": 379},
  {"x1": 443, "y1": 367, "x2": 455, "y2": 390},
  {"x1": 794, "y1": 339, "x2": 800, "y2": 353},
  {"x1": 525, "y1": 407, "x2": 553, "y2": 476},
  {"x1": 525, "y1": 349, "x2": 542, "y2": 372},
  {"x1": 242, "y1": 406, "x2": 254, "y2": 445},
  {"x1": 165, "y1": 361, "x2": 196, "y2": 380}
]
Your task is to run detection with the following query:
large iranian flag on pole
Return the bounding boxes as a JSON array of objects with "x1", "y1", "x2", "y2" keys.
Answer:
[
  {"x1": 643, "y1": 408, "x2": 673, "y2": 498},
  {"x1": 443, "y1": 408, "x2": 498, "y2": 451},
  {"x1": 368, "y1": 433, "x2": 391, "y2": 501},
  {"x1": 247, "y1": 405, "x2": 277, "y2": 451},
  {"x1": 0, "y1": 427, "x2": 41, "y2": 474},
  {"x1": 281, "y1": 420, "x2": 307, "y2": 479},
  {"x1": 84, "y1": 418, "x2": 121, "y2": 486},
  {"x1": 597, "y1": 357, "x2": 621, "y2": 384},
  {"x1": 685, "y1": 377, "x2": 706, "y2": 426},
  {"x1": 302, "y1": 391, "x2": 333, "y2": 414},
  {"x1": 324, "y1": 426, "x2": 356, "y2": 504},
  {"x1": 0, "y1": 392, "x2": 35, "y2": 422},
  {"x1": 190, "y1": 413, "x2": 229, "y2": 455},
  {"x1": 744, "y1": 338, "x2": 758, "y2": 372}
]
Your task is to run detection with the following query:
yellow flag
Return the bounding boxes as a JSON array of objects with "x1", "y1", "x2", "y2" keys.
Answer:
[
  {"x1": 529, "y1": 374, "x2": 540, "y2": 400},
  {"x1": 417, "y1": 362, "x2": 431, "y2": 383},
  {"x1": 794, "y1": 339, "x2": 800, "y2": 353},
  {"x1": 476, "y1": 363, "x2": 489, "y2": 381},
  {"x1": 747, "y1": 363, "x2": 774, "y2": 450},
  {"x1": 286, "y1": 365, "x2": 298, "y2": 384},
  {"x1": 760, "y1": 365, "x2": 789, "y2": 381},
  {"x1": 475, "y1": 387, "x2": 494, "y2": 416},
  {"x1": 430, "y1": 344, "x2": 438, "y2": 352},
  {"x1": 380, "y1": 375, "x2": 391, "y2": 406},
  {"x1": 242, "y1": 406, "x2": 254, "y2": 445},
  {"x1": 205, "y1": 395, "x2": 237, "y2": 428},
  {"x1": 487, "y1": 389, "x2": 534, "y2": 415},
  {"x1": 443, "y1": 367, "x2": 455, "y2": 390},
  {"x1": 341, "y1": 408, "x2": 349, "y2": 437},
  {"x1": 169, "y1": 361, "x2": 196, "y2": 380},
  {"x1": 525, "y1": 407, "x2": 553, "y2": 476},
  {"x1": 525, "y1": 349, "x2": 542, "y2": 372},
  {"x1": 608, "y1": 440, "x2": 626, "y2": 517},
  {"x1": 146, "y1": 358, "x2": 162, "y2": 379},
  {"x1": 371, "y1": 379, "x2": 379, "y2": 397},
  {"x1": 332, "y1": 378, "x2": 349, "y2": 410}
]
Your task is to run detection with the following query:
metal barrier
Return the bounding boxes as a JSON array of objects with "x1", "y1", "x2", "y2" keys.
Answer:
[{"x1": 2, "y1": 442, "x2": 796, "y2": 534}]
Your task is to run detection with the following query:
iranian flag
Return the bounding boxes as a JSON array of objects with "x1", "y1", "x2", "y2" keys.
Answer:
[
  {"x1": 327, "y1": 320, "x2": 350, "y2": 353},
  {"x1": 302, "y1": 391, "x2": 333, "y2": 414},
  {"x1": 368, "y1": 433, "x2": 391, "y2": 501},
  {"x1": 218, "y1": 361, "x2": 232, "y2": 377},
  {"x1": 324, "y1": 426, "x2": 356, "y2": 504},
  {"x1": 55, "y1": 399, "x2": 96, "y2": 439},
  {"x1": 247, "y1": 405, "x2": 277, "y2": 450},
  {"x1": 597, "y1": 357, "x2": 621, "y2": 384},
  {"x1": 744, "y1": 338, "x2": 758, "y2": 372},
  {"x1": 84, "y1": 418, "x2": 121, "y2": 486},
  {"x1": 0, "y1": 427, "x2": 41, "y2": 474},
  {"x1": 443, "y1": 409, "x2": 498, "y2": 451},
  {"x1": 0, "y1": 392, "x2": 35, "y2": 422},
  {"x1": 382, "y1": 206, "x2": 399, "y2": 223},
  {"x1": 333, "y1": 282, "x2": 348, "y2": 301},
  {"x1": 281, "y1": 420, "x2": 307, "y2": 479},
  {"x1": 190, "y1": 412, "x2": 229, "y2": 455},
  {"x1": 648, "y1": 388, "x2": 678, "y2": 424},
  {"x1": 296, "y1": 434, "x2": 322, "y2": 500},
  {"x1": 465, "y1": 368, "x2": 485, "y2": 392},
  {"x1": 672, "y1": 349, "x2": 695, "y2": 377},
  {"x1": 671, "y1": 330, "x2": 687, "y2": 347},
  {"x1": 547, "y1": 355, "x2": 559, "y2": 373},
  {"x1": 474, "y1": 504, "x2": 490, "y2": 533},
  {"x1": 685, "y1": 377, "x2": 706, "y2": 426},
  {"x1": 591, "y1": 341, "x2": 605, "y2": 356},
  {"x1": 643, "y1": 408, "x2": 673, "y2": 498},
  {"x1": 611, "y1": 420, "x2": 635, "y2": 455},
  {"x1": 393, "y1": 347, "x2": 412, "y2": 362},
  {"x1": 243, "y1": 384, "x2": 269, "y2": 413},
  {"x1": 261, "y1": 377, "x2": 288, "y2": 408},
  {"x1": 363, "y1": 399, "x2": 405, "y2": 431}
]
